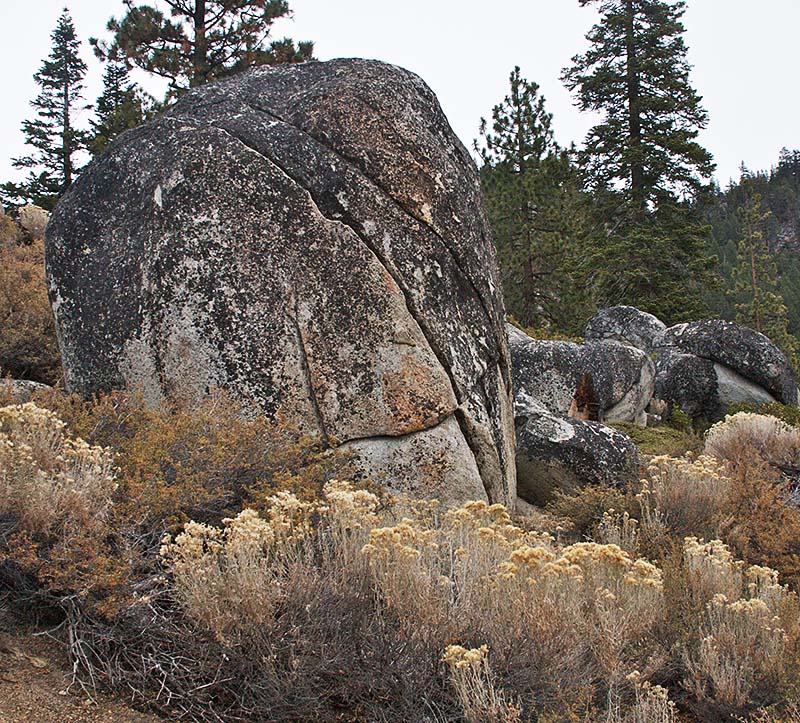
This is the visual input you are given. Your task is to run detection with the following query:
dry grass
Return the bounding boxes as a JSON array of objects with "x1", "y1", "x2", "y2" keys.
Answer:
[
  {"x1": 705, "y1": 413, "x2": 800, "y2": 470},
  {"x1": 3, "y1": 400, "x2": 800, "y2": 722},
  {"x1": 0, "y1": 239, "x2": 61, "y2": 384}
]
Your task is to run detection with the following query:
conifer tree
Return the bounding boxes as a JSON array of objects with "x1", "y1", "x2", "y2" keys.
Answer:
[
  {"x1": 89, "y1": 54, "x2": 149, "y2": 156},
  {"x1": 563, "y1": 0, "x2": 717, "y2": 323},
  {"x1": 732, "y1": 178, "x2": 799, "y2": 367},
  {"x1": 477, "y1": 68, "x2": 591, "y2": 333},
  {"x1": 93, "y1": 0, "x2": 313, "y2": 96},
  {"x1": 1, "y1": 9, "x2": 88, "y2": 210}
]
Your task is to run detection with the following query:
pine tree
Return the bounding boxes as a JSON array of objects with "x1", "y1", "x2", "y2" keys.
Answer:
[
  {"x1": 477, "y1": 68, "x2": 591, "y2": 333},
  {"x1": 93, "y1": 0, "x2": 313, "y2": 96},
  {"x1": 732, "y1": 178, "x2": 799, "y2": 367},
  {"x1": 1, "y1": 9, "x2": 88, "y2": 210},
  {"x1": 562, "y1": 0, "x2": 717, "y2": 323},
  {"x1": 89, "y1": 54, "x2": 149, "y2": 156}
]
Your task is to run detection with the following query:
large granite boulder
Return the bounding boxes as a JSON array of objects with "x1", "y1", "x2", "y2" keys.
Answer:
[
  {"x1": 654, "y1": 349, "x2": 719, "y2": 420},
  {"x1": 507, "y1": 324, "x2": 654, "y2": 424},
  {"x1": 663, "y1": 320, "x2": 798, "y2": 406},
  {"x1": 584, "y1": 305, "x2": 667, "y2": 352},
  {"x1": 513, "y1": 394, "x2": 640, "y2": 505},
  {"x1": 46, "y1": 59, "x2": 516, "y2": 507}
]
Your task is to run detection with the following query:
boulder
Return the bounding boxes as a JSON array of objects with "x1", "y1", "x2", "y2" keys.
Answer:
[
  {"x1": 507, "y1": 324, "x2": 654, "y2": 424},
  {"x1": 584, "y1": 305, "x2": 667, "y2": 352},
  {"x1": 654, "y1": 349, "x2": 719, "y2": 420},
  {"x1": 714, "y1": 363, "x2": 776, "y2": 408},
  {"x1": 514, "y1": 395, "x2": 640, "y2": 505},
  {"x1": 17, "y1": 205, "x2": 50, "y2": 241},
  {"x1": 0, "y1": 379, "x2": 50, "y2": 404},
  {"x1": 663, "y1": 320, "x2": 798, "y2": 405},
  {"x1": 46, "y1": 59, "x2": 516, "y2": 506}
]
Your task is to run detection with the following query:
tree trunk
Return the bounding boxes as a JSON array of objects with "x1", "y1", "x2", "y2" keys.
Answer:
[
  {"x1": 624, "y1": 0, "x2": 645, "y2": 219},
  {"x1": 62, "y1": 37, "x2": 72, "y2": 190},
  {"x1": 192, "y1": 0, "x2": 208, "y2": 87}
]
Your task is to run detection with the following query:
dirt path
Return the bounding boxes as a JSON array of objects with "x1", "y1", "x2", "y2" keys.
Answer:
[{"x1": 0, "y1": 627, "x2": 164, "y2": 723}]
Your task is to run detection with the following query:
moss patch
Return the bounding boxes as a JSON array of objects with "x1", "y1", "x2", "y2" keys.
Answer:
[{"x1": 609, "y1": 422, "x2": 701, "y2": 457}]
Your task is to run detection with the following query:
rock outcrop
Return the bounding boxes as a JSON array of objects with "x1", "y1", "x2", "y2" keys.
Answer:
[
  {"x1": 507, "y1": 324, "x2": 654, "y2": 424},
  {"x1": 663, "y1": 320, "x2": 798, "y2": 406},
  {"x1": 584, "y1": 305, "x2": 666, "y2": 352},
  {"x1": 513, "y1": 394, "x2": 639, "y2": 505},
  {"x1": 17, "y1": 205, "x2": 50, "y2": 241},
  {"x1": 585, "y1": 307, "x2": 799, "y2": 421},
  {"x1": 46, "y1": 59, "x2": 516, "y2": 506},
  {"x1": 0, "y1": 379, "x2": 50, "y2": 404}
]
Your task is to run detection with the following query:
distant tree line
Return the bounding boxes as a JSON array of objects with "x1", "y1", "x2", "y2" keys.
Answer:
[
  {"x1": 477, "y1": 0, "x2": 799, "y2": 367},
  {"x1": 2, "y1": 1, "x2": 312, "y2": 210}
]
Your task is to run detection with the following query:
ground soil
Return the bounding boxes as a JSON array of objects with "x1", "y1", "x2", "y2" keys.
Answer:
[{"x1": 0, "y1": 625, "x2": 164, "y2": 723}]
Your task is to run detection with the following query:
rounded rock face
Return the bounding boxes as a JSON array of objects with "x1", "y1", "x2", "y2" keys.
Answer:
[
  {"x1": 46, "y1": 59, "x2": 516, "y2": 506},
  {"x1": 584, "y1": 305, "x2": 667, "y2": 352},
  {"x1": 513, "y1": 396, "x2": 639, "y2": 505},
  {"x1": 663, "y1": 320, "x2": 798, "y2": 406},
  {"x1": 507, "y1": 324, "x2": 654, "y2": 424}
]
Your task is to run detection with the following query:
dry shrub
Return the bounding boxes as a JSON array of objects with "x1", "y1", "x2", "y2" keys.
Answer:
[
  {"x1": 0, "y1": 403, "x2": 115, "y2": 536},
  {"x1": 442, "y1": 645, "x2": 521, "y2": 723},
  {"x1": 721, "y1": 459, "x2": 800, "y2": 588},
  {"x1": 682, "y1": 538, "x2": 800, "y2": 718},
  {"x1": 34, "y1": 388, "x2": 346, "y2": 531},
  {"x1": 0, "y1": 239, "x2": 61, "y2": 384},
  {"x1": 1, "y1": 391, "x2": 348, "y2": 620},
  {"x1": 705, "y1": 412, "x2": 800, "y2": 469},
  {"x1": 749, "y1": 703, "x2": 800, "y2": 723},
  {"x1": 637, "y1": 454, "x2": 730, "y2": 545},
  {"x1": 605, "y1": 671, "x2": 676, "y2": 723},
  {"x1": 0, "y1": 403, "x2": 122, "y2": 610},
  {"x1": 548, "y1": 483, "x2": 634, "y2": 540},
  {"x1": 144, "y1": 492, "x2": 667, "y2": 721}
]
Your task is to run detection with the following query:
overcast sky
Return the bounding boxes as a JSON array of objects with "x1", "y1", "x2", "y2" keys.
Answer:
[{"x1": 1, "y1": 0, "x2": 799, "y2": 188}]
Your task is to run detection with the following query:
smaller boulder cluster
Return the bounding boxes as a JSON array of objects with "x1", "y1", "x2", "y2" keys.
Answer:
[
  {"x1": 509, "y1": 306, "x2": 799, "y2": 507},
  {"x1": 585, "y1": 307, "x2": 799, "y2": 419},
  {"x1": 508, "y1": 324, "x2": 646, "y2": 505}
]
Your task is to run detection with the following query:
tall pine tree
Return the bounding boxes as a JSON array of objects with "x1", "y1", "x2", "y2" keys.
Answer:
[
  {"x1": 2, "y1": 9, "x2": 88, "y2": 210},
  {"x1": 562, "y1": 0, "x2": 716, "y2": 323},
  {"x1": 732, "y1": 178, "x2": 798, "y2": 367},
  {"x1": 93, "y1": 0, "x2": 313, "y2": 96},
  {"x1": 89, "y1": 54, "x2": 149, "y2": 156},
  {"x1": 477, "y1": 68, "x2": 591, "y2": 333}
]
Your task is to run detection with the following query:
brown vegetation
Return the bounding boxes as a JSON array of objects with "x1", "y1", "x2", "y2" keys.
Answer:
[
  {"x1": 3, "y1": 400, "x2": 800, "y2": 722},
  {"x1": 0, "y1": 233, "x2": 61, "y2": 385}
]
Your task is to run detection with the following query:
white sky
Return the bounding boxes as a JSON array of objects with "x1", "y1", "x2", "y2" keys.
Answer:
[{"x1": 1, "y1": 0, "x2": 799, "y2": 188}]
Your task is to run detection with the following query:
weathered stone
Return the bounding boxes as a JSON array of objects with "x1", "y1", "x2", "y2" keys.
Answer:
[
  {"x1": 17, "y1": 205, "x2": 50, "y2": 241},
  {"x1": 513, "y1": 394, "x2": 640, "y2": 505},
  {"x1": 46, "y1": 59, "x2": 516, "y2": 506},
  {"x1": 663, "y1": 320, "x2": 798, "y2": 405},
  {"x1": 584, "y1": 305, "x2": 667, "y2": 352},
  {"x1": 714, "y1": 363, "x2": 776, "y2": 408},
  {"x1": 507, "y1": 324, "x2": 654, "y2": 424},
  {"x1": 654, "y1": 348, "x2": 718, "y2": 420},
  {"x1": 0, "y1": 379, "x2": 50, "y2": 403}
]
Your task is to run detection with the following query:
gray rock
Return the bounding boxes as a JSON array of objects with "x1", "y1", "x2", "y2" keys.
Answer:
[
  {"x1": 655, "y1": 350, "x2": 779, "y2": 421},
  {"x1": 663, "y1": 320, "x2": 798, "y2": 405},
  {"x1": 507, "y1": 324, "x2": 654, "y2": 424},
  {"x1": 584, "y1": 305, "x2": 667, "y2": 352},
  {"x1": 654, "y1": 348, "x2": 718, "y2": 420},
  {"x1": 45, "y1": 59, "x2": 516, "y2": 506},
  {"x1": 513, "y1": 395, "x2": 640, "y2": 505},
  {"x1": 714, "y1": 363, "x2": 776, "y2": 408},
  {"x1": 0, "y1": 379, "x2": 51, "y2": 404},
  {"x1": 17, "y1": 205, "x2": 50, "y2": 241}
]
